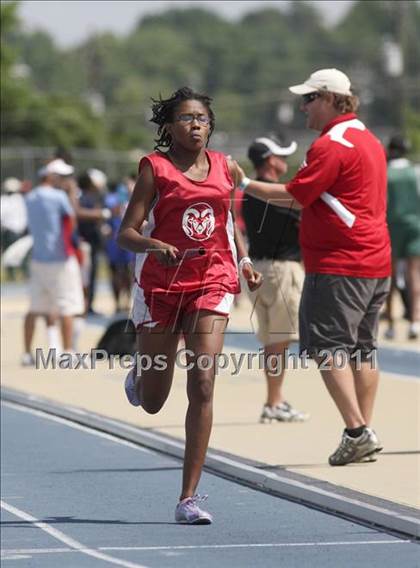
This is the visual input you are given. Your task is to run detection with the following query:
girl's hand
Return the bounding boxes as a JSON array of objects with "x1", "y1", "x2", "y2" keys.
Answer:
[
  {"x1": 150, "y1": 241, "x2": 180, "y2": 267},
  {"x1": 242, "y1": 262, "x2": 263, "y2": 291}
]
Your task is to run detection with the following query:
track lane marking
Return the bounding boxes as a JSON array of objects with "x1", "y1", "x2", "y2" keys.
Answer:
[
  {"x1": 101, "y1": 539, "x2": 411, "y2": 550},
  {"x1": 3, "y1": 397, "x2": 419, "y2": 537},
  {"x1": 1, "y1": 539, "x2": 411, "y2": 557},
  {"x1": 2, "y1": 401, "x2": 151, "y2": 453},
  {"x1": 1, "y1": 501, "x2": 148, "y2": 568}
]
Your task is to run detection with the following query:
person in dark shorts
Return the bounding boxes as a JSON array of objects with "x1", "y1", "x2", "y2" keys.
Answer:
[
  {"x1": 77, "y1": 169, "x2": 110, "y2": 315},
  {"x1": 236, "y1": 69, "x2": 391, "y2": 466},
  {"x1": 242, "y1": 136, "x2": 309, "y2": 423},
  {"x1": 104, "y1": 184, "x2": 135, "y2": 313}
]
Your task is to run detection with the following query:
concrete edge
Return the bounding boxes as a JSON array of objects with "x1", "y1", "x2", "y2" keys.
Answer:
[{"x1": 1, "y1": 386, "x2": 419, "y2": 540}]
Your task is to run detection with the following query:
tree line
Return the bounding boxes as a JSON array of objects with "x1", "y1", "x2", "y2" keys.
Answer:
[{"x1": 2, "y1": 1, "x2": 420, "y2": 152}]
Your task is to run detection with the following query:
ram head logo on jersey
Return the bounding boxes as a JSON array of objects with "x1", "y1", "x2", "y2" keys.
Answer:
[{"x1": 182, "y1": 202, "x2": 215, "y2": 241}]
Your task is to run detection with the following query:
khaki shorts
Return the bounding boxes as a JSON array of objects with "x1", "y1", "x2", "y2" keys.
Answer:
[
  {"x1": 29, "y1": 256, "x2": 85, "y2": 316},
  {"x1": 247, "y1": 260, "x2": 304, "y2": 346}
]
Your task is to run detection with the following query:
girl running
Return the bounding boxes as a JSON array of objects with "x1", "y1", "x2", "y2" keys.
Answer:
[{"x1": 118, "y1": 87, "x2": 262, "y2": 524}]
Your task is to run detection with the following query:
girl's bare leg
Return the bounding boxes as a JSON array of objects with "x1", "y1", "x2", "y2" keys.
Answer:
[
  {"x1": 180, "y1": 311, "x2": 227, "y2": 500},
  {"x1": 135, "y1": 325, "x2": 180, "y2": 414}
]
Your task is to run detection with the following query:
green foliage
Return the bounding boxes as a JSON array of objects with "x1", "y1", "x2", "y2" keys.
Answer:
[
  {"x1": 16, "y1": 30, "x2": 61, "y2": 91},
  {"x1": 1, "y1": 1, "x2": 105, "y2": 147},
  {"x1": 2, "y1": 1, "x2": 420, "y2": 151},
  {"x1": 1, "y1": 2, "x2": 20, "y2": 66}
]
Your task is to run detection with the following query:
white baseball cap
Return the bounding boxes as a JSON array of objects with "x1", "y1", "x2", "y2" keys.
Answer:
[
  {"x1": 289, "y1": 68, "x2": 352, "y2": 96},
  {"x1": 248, "y1": 137, "x2": 297, "y2": 165},
  {"x1": 38, "y1": 158, "x2": 74, "y2": 177},
  {"x1": 2, "y1": 177, "x2": 22, "y2": 193},
  {"x1": 87, "y1": 168, "x2": 107, "y2": 190}
]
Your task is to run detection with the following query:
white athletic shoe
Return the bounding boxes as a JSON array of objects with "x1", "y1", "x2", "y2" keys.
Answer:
[
  {"x1": 329, "y1": 428, "x2": 381, "y2": 466},
  {"x1": 408, "y1": 323, "x2": 419, "y2": 340},
  {"x1": 260, "y1": 402, "x2": 310, "y2": 423},
  {"x1": 175, "y1": 495, "x2": 213, "y2": 525}
]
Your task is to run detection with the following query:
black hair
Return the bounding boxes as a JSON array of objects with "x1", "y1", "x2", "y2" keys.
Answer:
[
  {"x1": 388, "y1": 133, "x2": 411, "y2": 159},
  {"x1": 78, "y1": 172, "x2": 93, "y2": 191},
  {"x1": 54, "y1": 146, "x2": 73, "y2": 165},
  {"x1": 109, "y1": 181, "x2": 119, "y2": 193},
  {"x1": 150, "y1": 86, "x2": 215, "y2": 150}
]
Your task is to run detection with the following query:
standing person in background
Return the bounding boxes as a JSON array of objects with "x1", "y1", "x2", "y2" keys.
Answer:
[
  {"x1": 118, "y1": 87, "x2": 262, "y2": 524},
  {"x1": 104, "y1": 182, "x2": 135, "y2": 313},
  {"x1": 116, "y1": 172, "x2": 136, "y2": 206},
  {"x1": 58, "y1": 171, "x2": 91, "y2": 350},
  {"x1": 1, "y1": 177, "x2": 28, "y2": 280},
  {"x1": 385, "y1": 134, "x2": 420, "y2": 341},
  {"x1": 1, "y1": 177, "x2": 27, "y2": 247},
  {"x1": 77, "y1": 169, "x2": 111, "y2": 315},
  {"x1": 61, "y1": 169, "x2": 112, "y2": 318},
  {"x1": 242, "y1": 136, "x2": 309, "y2": 423},
  {"x1": 22, "y1": 159, "x2": 85, "y2": 364},
  {"x1": 237, "y1": 69, "x2": 391, "y2": 466}
]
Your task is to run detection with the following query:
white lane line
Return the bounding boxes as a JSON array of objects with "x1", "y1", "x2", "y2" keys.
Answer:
[
  {"x1": 1, "y1": 501, "x2": 148, "y2": 568},
  {"x1": 2, "y1": 401, "x2": 151, "y2": 454},
  {"x1": 3, "y1": 398, "x2": 418, "y2": 536},
  {"x1": 1, "y1": 548, "x2": 72, "y2": 555},
  {"x1": 101, "y1": 540, "x2": 410, "y2": 550},
  {"x1": 1, "y1": 539, "x2": 410, "y2": 556}
]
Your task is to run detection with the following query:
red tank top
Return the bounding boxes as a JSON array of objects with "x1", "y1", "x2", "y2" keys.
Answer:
[{"x1": 136, "y1": 150, "x2": 240, "y2": 294}]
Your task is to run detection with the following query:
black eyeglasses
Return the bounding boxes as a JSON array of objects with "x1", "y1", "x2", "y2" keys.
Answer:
[
  {"x1": 175, "y1": 113, "x2": 210, "y2": 125},
  {"x1": 301, "y1": 92, "x2": 321, "y2": 105}
]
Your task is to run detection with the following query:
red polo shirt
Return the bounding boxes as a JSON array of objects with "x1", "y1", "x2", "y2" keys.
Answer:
[{"x1": 286, "y1": 113, "x2": 391, "y2": 278}]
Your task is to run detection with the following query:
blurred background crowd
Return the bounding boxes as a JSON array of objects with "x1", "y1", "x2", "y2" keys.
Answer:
[{"x1": 1, "y1": 155, "x2": 136, "y2": 315}]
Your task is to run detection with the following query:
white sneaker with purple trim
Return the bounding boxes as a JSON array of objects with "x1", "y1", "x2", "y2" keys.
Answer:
[{"x1": 175, "y1": 495, "x2": 213, "y2": 525}]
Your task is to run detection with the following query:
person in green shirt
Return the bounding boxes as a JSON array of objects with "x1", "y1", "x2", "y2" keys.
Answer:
[{"x1": 386, "y1": 134, "x2": 420, "y2": 340}]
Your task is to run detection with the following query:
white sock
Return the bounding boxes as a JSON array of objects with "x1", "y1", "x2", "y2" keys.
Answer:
[
  {"x1": 72, "y1": 316, "x2": 85, "y2": 351},
  {"x1": 47, "y1": 325, "x2": 62, "y2": 353}
]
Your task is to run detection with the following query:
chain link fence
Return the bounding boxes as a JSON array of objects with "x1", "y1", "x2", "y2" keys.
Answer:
[
  {"x1": 1, "y1": 125, "x2": 409, "y2": 188},
  {"x1": 1, "y1": 147, "x2": 142, "y2": 186}
]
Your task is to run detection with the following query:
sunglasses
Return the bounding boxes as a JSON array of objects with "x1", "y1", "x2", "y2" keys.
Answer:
[{"x1": 301, "y1": 92, "x2": 321, "y2": 105}]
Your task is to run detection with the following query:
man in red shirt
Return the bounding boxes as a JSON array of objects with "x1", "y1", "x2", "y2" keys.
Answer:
[{"x1": 237, "y1": 69, "x2": 391, "y2": 466}]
